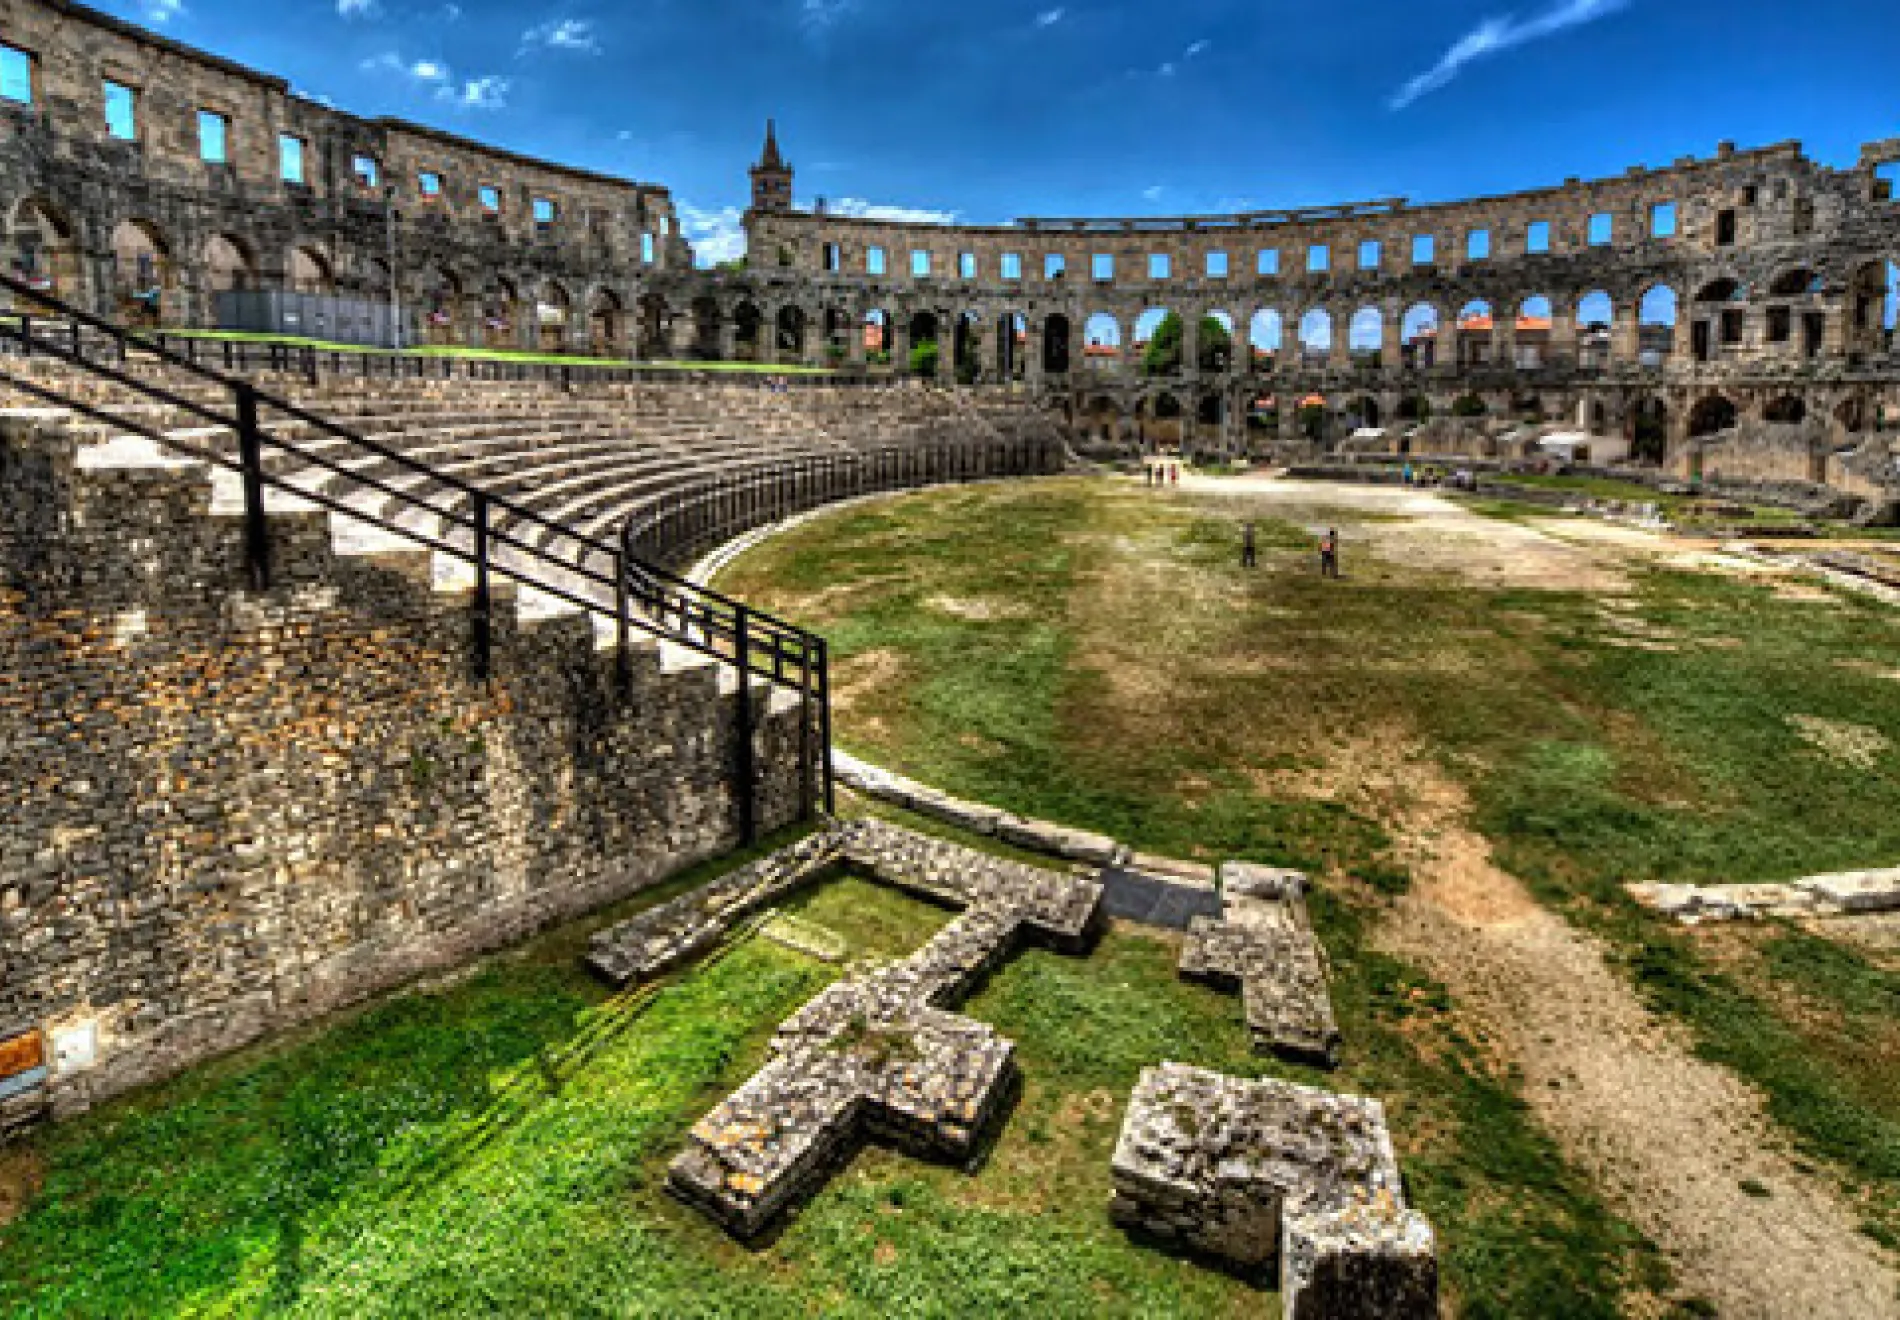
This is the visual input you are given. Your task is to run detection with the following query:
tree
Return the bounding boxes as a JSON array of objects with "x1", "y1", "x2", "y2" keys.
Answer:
[
  {"x1": 1452, "y1": 393, "x2": 1488, "y2": 418},
  {"x1": 909, "y1": 338, "x2": 939, "y2": 376},
  {"x1": 1139, "y1": 313, "x2": 1235, "y2": 376}
]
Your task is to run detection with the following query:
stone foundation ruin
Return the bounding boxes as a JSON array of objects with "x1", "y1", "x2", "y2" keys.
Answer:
[{"x1": 1179, "y1": 863, "x2": 1341, "y2": 1066}]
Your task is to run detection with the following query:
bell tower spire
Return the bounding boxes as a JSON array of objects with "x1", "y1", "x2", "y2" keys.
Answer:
[{"x1": 750, "y1": 118, "x2": 793, "y2": 214}]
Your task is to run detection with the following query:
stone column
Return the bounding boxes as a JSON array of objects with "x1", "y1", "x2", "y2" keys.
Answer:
[
  {"x1": 1182, "y1": 309, "x2": 1201, "y2": 379},
  {"x1": 759, "y1": 304, "x2": 781, "y2": 365},
  {"x1": 1611, "y1": 302, "x2": 1641, "y2": 364},
  {"x1": 938, "y1": 310, "x2": 957, "y2": 383},
  {"x1": 1382, "y1": 306, "x2": 1404, "y2": 375},
  {"x1": 1328, "y1": 304, "x2": 1352, "y2": 371},
  {"x1": 1549, "y1": 305, "x2": 1578, "y2": 370}
]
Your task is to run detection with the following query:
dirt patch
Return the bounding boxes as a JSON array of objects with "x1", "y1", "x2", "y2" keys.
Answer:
[
  {"x1": 1267, "y1": 736, "x2": 1899, "y2": 1316},
  {"x1": 0, "y1": 1146, "x2": 43, "y2": 1230},
  {"x1": 926, "y1": 595, "x2": 1026, "y2": 622},
  {"x1": 1789, "y1": 714, "x2": 1892, "y2": 769},
  {"x1": 1838, "y1": 659, "x2": 1900, "y2": 683},
  {"x1": 831, "y1": 648, "x2": 906, "y2": 719}
]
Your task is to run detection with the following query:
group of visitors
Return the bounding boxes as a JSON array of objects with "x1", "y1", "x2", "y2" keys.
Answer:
[
  {"x1": 1144, "y1": 463, "x2": 1180, "y2": 487},
  {"x1": 1236, "y1": 521, "x2": 1341, "y2": 577}
]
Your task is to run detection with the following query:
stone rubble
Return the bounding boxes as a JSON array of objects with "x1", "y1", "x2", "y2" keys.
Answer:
[
  {"x1": 1628, "y1": 866, "x2": 1900, "y2": 924},
  {"x1": 1179, "y1": 863, "x2": 1341, "y2": 1066},
  {"x1": 1110, "y1": 1062, "x2": 1436, "y2": 1319}
]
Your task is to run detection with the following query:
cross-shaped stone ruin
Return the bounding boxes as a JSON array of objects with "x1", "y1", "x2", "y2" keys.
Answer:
[{"x1": 1178, "y1": 862, "x2": 1341, "y2": 1066}]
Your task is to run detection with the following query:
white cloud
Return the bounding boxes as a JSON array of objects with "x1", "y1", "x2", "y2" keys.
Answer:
[
  {"x1": 680, "y1": 203, "x2": 748, "y2": 266},
  {"x1": 828, "y1": 196, "x2": 958, "y2": 224},
  {"x1": 410, "y1": 59, "x2": 449, "y2": 82},
  {"x1": 1142, "y1": 185, "x2": 1164, "y2": 202},
  {"x1": 1391, "y1": 0, "x2": 1632, "y2": 110},
  {"x1": 1157, "y1": 61, "x2": 1176, "y2": 76},
  {"x1": 139, "y1": 0, "x2": 184, "y2": 21},
  {"x1": 337, "y1": 0, "x2": 374, "y2": 15},
  {"x1": 801, "y1": 0, "x2": 855, "y2": 32},
  {"x1": 520, "y1": 18, "x2": 600, "y2": 54},
  {"x1": 1035, "y1": 7, "x2": 1064, "y2": 26},
  {"x1": 360, "y1": 52, "x2": 448, "y2": 82},
  {"x1": 1185, "y1": 38, "x2": 1208, "y2": 57},
  {"x1": 443, "y1": 2, "x2": 462, "y2": 18},
  {"x1": 439, "y1": 76, "x2": 510, "y2": 109}
]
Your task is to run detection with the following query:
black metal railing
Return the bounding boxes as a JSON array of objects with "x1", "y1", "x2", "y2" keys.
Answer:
[
  {"x1": 623, "y1": 434, "x2": 1066, "y2": 569},
  {"x1": 0, "y1": 273, "x2": 837, "y2": 837}
]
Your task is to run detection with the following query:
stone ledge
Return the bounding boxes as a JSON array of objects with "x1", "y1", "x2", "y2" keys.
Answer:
[
  {"x1": 1109, "y1": 1062, "x2": 1436, "y2": 1320},
  {"x1": 1628, "y1": 867, "x2": 1900, "y2": 924}
]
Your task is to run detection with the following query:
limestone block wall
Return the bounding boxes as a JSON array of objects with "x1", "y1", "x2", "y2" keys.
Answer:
[{"x1": 0, "y1": 414, "x2": 807, "y2": 1131}]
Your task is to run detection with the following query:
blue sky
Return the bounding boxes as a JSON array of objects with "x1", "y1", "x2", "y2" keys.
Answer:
[{"x1": 104, "y1": 0, "x2": 1900, "y2": 265}]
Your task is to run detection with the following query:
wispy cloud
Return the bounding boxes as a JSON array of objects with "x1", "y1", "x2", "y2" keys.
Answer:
[
  {"x1": 828, "y1": 196, "x2": 958, "y2": 224},
  {"x1": 1390, "y1": 0, "x2": 1632, "y2": 109},
  {"x1": 1185, "y1": 38, "x2": 1209, "y2": 57},
  {"x1": 336, "y1": 0, "x2": 374, "y2": 15},
  {"x1": 680, "y1": 203, "x2": 748, "y2": 266},
  {"x1": 139, "y1": 0, "x2": 185, "y2": 21},
  {"x1": 520, "y1": 18, "x2": 600, "y2": 55},
  {"x1": 362, "y1": 52, "x2": 449, "y2": 82},
  {"x1": 1142, "y1": 185, "x2": 1164, "y2": 202},
  {"x1": 801, "y1": 0, "x2": 855, "y2": 33},
  {"x1": 441, "y1": 76, "x2": 510, "y2": 109},
  {"x1": 1035, "y1": 7, "x2": 1064, "y2": 26}
]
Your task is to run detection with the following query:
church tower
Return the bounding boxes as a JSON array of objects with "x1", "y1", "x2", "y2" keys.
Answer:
[{"x1": 749, "y1": 119, "x2": 793, "y2": 214}]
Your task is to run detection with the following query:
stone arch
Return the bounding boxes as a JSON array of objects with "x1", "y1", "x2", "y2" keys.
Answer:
[
  {"x1": 1845, "y1": 259, "x2": 1893, "y2": 355},
  {"x1": 1764, "y1": 394, "x2": 1808, "y2": 424},
  {"x1": 481, "y1": 276, "x2": 521, "y2": 350},
  {"x1": 1132, "y1": 306, "x2": 1177, "y2": 375},
  {"x1": 1628, "y1": 396, "x2": 1669, "y2": 464},
  {"x1": 952, "y1": 309, "x2": 983, "y2": 382},
  {"x1": 1041, "y1": 312, "x2": 1072, "y2": 374},
  {"x1": 636, "y1": 292, "x2": 668, "y2": 358},
  {"x1": 1454, "y1": 299, "x2": 1494, "y2": 367},
  {"x1": 1577, "y1": 289, "x2": 1614, "y2": 367},
  {"x1": 6, "y1": 198, "x2": 82, "y2": 302},
  {"x1": 1689, "y1": 393, "x2": 1738, "y2": 438},
  {"x1": 1834, "y1": 395, "x2": 1872, "y2": 435},
  {"x1": 1769, "y1": 266, "x2": 1821, "y2": 298},
  {"x1": 204, "y1": 232, "x2": 255, "y2": 295},
  {"x1": 1082, "y1": 392, "x2": 1124, "y2": 445},
  {"x1": 1637, "y1": 284, "x2": 1679, "y2": 364},
  {"x1": 692, "y1": 294, "x2": 723, "y2": 359},
  {"x1": 1298, "y1": 308, "x2": 1332, "y2": 364},
  {"x1": 287, "y1": 245, "x2": 333, "y2": 295},
  {"x1": 589, "y1": 287, "x2": 625, "y2": 357},
  {"x1": 995, "y1": 310, "x2": 1028, "y2": 380},
  {"x1": 1084, "y1": 312, "x2": 1121, "y2": 370},
  {"x1": 418, "y1": 265, "x2": 462, "y2": 345},
  {"x1": 1400, "y1": 303, "x2": 1440, "y2": 369},
  {"x1": 823, "y1": 305, "x2": 854, "y2": 365},
  {"x1": 1348, "y1": 306, "x2": 1382, "y2": 364},
  {"x1": 1347, "y1": 393, "x2": 1381, "y2": 429},
  {"x1": 775, "y1": 304, "x2": 808, "y2": 361},
  {"x1": 733, "y1": 299, "x2": 765, "y2": 362},
  {"x1": 1248, "y1": 308, "x2": 1283, "y2": 367},
  {"x1": 109, "y1": 218, "x2": 172, "y2": 326},
  {"x1": 1202, "y1": 311, "x2": 1236, "y2": 373},
  {"x1": 863, "y1": 307, "x2": 894, "y2": 365},
  {"x1": 1514, "y1": 294, "x2": 1553, "y2": 369},
  {"x1": 536, "y1": 279, "x2": 573, "y2": 352}
]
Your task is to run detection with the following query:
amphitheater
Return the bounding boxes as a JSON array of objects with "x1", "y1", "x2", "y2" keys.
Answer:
[{"x1": 3, "y1": 1, "x2": 1900, "y2": 1316}]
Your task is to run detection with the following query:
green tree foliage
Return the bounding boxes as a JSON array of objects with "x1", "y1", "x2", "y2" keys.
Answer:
[
  {"x1": 1140, "y1": 313, "x2": 1234, "y2": 376},
  {"x1": 909, "y1": 338, "x2": 939, "y2": 376},
  {"x1": 1452, "y1": 392, "x2": 1488, "y2": 417}
]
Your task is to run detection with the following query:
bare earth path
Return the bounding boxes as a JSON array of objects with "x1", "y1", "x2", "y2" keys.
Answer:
[{"x1": 1200, "y1": 476, "x2": 1900, "y2": 1316}]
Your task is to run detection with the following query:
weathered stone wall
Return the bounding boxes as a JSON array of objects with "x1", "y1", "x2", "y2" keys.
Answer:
[
  {"x1": 0, "y1": 0, "x2": 687, "y2": 345},
  {"x1": 0, "y1": 412, "x2": 808, "y2": 1131}
]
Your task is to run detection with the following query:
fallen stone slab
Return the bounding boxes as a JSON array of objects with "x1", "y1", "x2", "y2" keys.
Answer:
[
  {"x1": 1110, "y1": 1062, "x2": 1435, "y2": 1319},
  {"x1": 995, "y1": 815, "x2": 1121, "y2": 866},
  {"x1": 1797, "y1": 868, "x2": 1900, "y2": 914},
  {"x1": 1628, "y1": 868, "x2": 1900, "y2": 924}
]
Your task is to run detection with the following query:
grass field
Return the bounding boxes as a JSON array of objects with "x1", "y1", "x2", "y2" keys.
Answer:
[{"x1": 718, "y1": 476, "x2": 1900, "y2": 1284}]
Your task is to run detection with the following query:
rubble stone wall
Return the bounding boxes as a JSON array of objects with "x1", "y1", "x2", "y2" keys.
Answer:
[{"x1": 0, "y1": 412, "x2": 808, "y2": 1133}]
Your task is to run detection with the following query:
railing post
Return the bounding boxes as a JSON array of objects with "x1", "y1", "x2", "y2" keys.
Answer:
[
  {"x1": 817, "y1": 637, "x2": 835, "y2": 816},
  {"x1": 733, "y1": 603, "x2": 757, "y2": 847},
  {"x1": 472, "y1": 491, "x2": 493, "y2": 682},
  {"x1": 614, "y1": 548, "x2": 631, "y2": 693},
  {"x1": 235, "y1": 383, "x2": 272, "y2": 591}
]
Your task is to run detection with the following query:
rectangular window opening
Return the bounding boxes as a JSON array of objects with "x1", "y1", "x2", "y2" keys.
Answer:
[
  {"x1": 104, "y1": 80, "x2": 137, "y2": 141},
  {"x1": 479, "y1": 184, "x2": 501, "y2": 214},
  {"x1": 867, "y1": 246, "x2": 886, "y2": 276},
  {"x1": 1588, "y1": 212, "x2": 1613, "y2": 245},
  {"x1": 1526, "y1": 220, "x2": 1550, "y2": 254},
  {"x1": 1148, "y1": 253, "x2": 1170, "y2": 280},
  {"x1": 1256, "y1": 248, "x2": 1279, "y2": 276},
  {"x1": 1466, "y1": 229, "x2": 1490, "y2": 261},
  {"x1": 1411, "y1": 234, "x2": 1435, "y2": 266},
  {"x1": 1092, "y1": 252, "x2": 1114, "y2": 282},
  {"x1": 911, "y1": 249, "x2": 931, "y2": 277},
  {"x1": 1045, "y1": 253, "x2": 1067, "y2": 280},
  {"x1": 197, "y1": 110, "x2": 229, "y2": 165},
  {"x1": 1001, "y1": 253, "x2": 1022, "y2": 280},
  {"x1": 1307, "y1": 244, "x2": 1329, "y2": 273},
  {"x1": 1206, "y1": 251, "x2": 1228, "y2": 278},
  {"x1": 959, "y1": 252, "x2": 977, "y2": 280},
  {"x1": 418, "y1": 170, "x2": 443, "y2": 200},
  {"x1": 1357, "y1": 240, "x2": 1380, "y2": 270},
  {"x1": 532, "y1": 196, "x2": 557, "y2": 228},
  {"x1": 642, "y1": 232, "x2": 656, "y2": 264},
  {"x1": 0, "y1": 45, "x2": 34, "y2": 106},
  {"x1": 279, "y1": 135, "x2": 306, "y2": 185},
  {"x1": 824, "y1": 242, "x2": 841, "y2": 273},
  {"x1": 353, "y1": 155, "x2": 380, "y2": 189}
]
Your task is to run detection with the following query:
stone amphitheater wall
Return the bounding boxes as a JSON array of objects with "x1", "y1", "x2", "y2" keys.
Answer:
[{"x1": 0, "y1": 412, "x2": 808, "y2": 1132}]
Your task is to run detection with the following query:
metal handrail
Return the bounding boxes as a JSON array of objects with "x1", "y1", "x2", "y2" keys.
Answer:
[{"x1": 0, "y1": 273, "x2": 835, "y2": 833}]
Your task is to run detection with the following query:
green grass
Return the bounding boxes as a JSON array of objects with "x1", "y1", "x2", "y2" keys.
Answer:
[{"x1": 722, "y1": 476, "x2": 1900, "y2": 1257}]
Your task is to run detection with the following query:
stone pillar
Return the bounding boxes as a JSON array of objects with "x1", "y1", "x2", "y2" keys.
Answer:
[
  {"x1": 1382, "y1": 307, "x2": 1404, "y2": 374},
  {"x1": 1611, "y1": 303, "x2": 1641, "y2": 364},
  {"x1": 1183, "y1": 310, "x2": 1201, "y2": 379},
  {"x1": 938, "y1": 310, "x2": 957, "y2": 383},
  {"x1": 759, "y1": 304, "x2": 781, "y2": 365},
  {"x1": 1549, "y1": 306, "x2": 1578, "y2": 370},
  {"x1": 1328, "y1": 305, "x2": 1351, "y2": 371}
]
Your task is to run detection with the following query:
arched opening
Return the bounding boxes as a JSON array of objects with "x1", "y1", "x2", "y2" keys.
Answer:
[
  {"x1": 1134, "y1": 307, "x2": 1175, "y2": 375},
  {"x1": 1396, "y1": 394, "x2": 1431, "y2": 422},
  {"x1": 109, "y1": 219, "x2": 170, "y2": 327},
  {"x1": 1638, "y1": 285, "x2": 1678, "y2": 365},
  {"x1": 536, "y1": 281, "x2": 572, "y2": 352},
  {"x1": 204, "y1": 233, "x2": 254, "y2": 295},
  {"x1": 1298, "y1": 392, "x2": 1329, "y2": 442},
  {"x1": 1348, "y1": 306, "x2": 1382, "y2": 366},
  {"x1": 1084, "y1": 312, "x2": 1121, "y2": 372},
  {"x1": 1769, "y1": 267, "x2": 1820, "y2": 298},
  {"x1": 1514, "y1": 295, "x2": 1552, "y2": 369},
  {"x1": 1689, "y1": 394, "x2": 1738, "y2": 438},
  {"x1": 863, "y1": 308, "x2": 892, "y2": 366},
  {"x1": 1846, "y1": 260, "x2": 1893, "y2": 358},
  {"x1": 1690, "y1": 277, "x2": 1744, "y2": 362},
  {"x1": 906, "y1": 310, "x2": 939, "y2": 375},
  {"x1": 590, "y1": 288, "x2": 625, "y2": 357},
  {"x1": 1835, "y1": 396, "x2": 1871, "y2": 436},
  {"x1": 632, "y1": 293, "x2": 667, "y2": 358},
  {"x1": 823, "y1": 306, "x2": 852, "y2": 366},
  {"x1": 419, "y1": 267, "x2": 462, "y2": 345},
  {"x1": 1764, "y1": 394, "x2": 1808, "y2": 424},
  {"x1": 692, "y1": 295, "x2": 723, "y2": 359},
  {"x1": 1347, "y1": 394, "x2": 1381, "y2": 429},
  {"x1": 288, "y1": 245, "x2": 333, "y2": 295},
  {"x1": 1248, "y1": 309, "x2": 1282, "y2": 369},
  {"x1": 1298, "y1": 308, "x2": 1331, "y2": 366},
  {"x1": 1629, "y1": 397, "x2": 1668, "y2": 464},
  {"x1": 1400, "y1": 304, "x2": 1439, "y2": 369},
  {"x1": 1204, "y1": 311, "x2": 1235, "y2": 372},
  {"x1": 954, "y1": 310, "x2": 982, "y2": 383},
  {"x1": 6, "y1": 199, "x2": 81, "y2": 305},
  {"x1": 996, "y1": 311, "x2": 1028, "y2": 381},
  {"x1": 362, "y1": 257, "x2": 392, "y2": 301},
  {"x1": 1145, "y1": 391, "x2": 1185, "y2": 448},
  {"x1": 482, "y1": 277, "x2": 519, "y2": 350},
  {"x1": 1577, "y1": 290, "x2": 1614, "y2": 367},
  {"x1": 1083, "y1": 393, "x2": 1122, "y2": 444},
  {"x1": 775, "y1": 304, "x2": 807, "y2": 361},
  {"x1": 1042, "y1": 312, "x2": 1071, "y2": 374},
  {"x1": 1455, "y1": 300, "x2": 1494, "y2": 367},
  {"x1": 732, "y1": 301, "x2": 762, "y2": 362}
]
